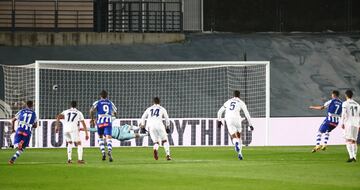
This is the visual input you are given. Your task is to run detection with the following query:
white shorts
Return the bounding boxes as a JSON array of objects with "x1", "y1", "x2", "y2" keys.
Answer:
[
  {"x1": 225, "y1": 118, "x2": 242, "y2": 135},
  {"x1": 344, "y1": 125, "x2": 359, "y2": 141},
  {"x1": 148, "y1": 124, "x2": 168, "y2": 143},
  {"x1": 64, "y1": 130, "x2": 80, "y2": 142}
]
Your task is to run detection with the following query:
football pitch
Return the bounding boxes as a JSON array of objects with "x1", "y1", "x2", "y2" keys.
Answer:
[{"x1": 0, "y1": 146, "x2": 359, "y2": 190}]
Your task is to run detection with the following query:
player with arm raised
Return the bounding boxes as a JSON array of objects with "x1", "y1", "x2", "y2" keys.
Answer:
[
  {"x1": 140, "y1": 97, "x2": 172, "y2": 161},
  {"x1": 55, "y1": 101, "x2": 89, "y2": 164},
  {"x1": 340, "y1": 90, "x2": 360, "y2": 162},
  {"x1": 309, "y1": 90, "x2": 342, "y2": 152},
  {"x1": 8, "y1": 101, "x2": 37, "y2": 164},
  {"x1": 217, "y1": 90, "x2": 254, "y2": 160},
  {"x1": 90, "y1": 90, "x2": 117, "y2": 162}
]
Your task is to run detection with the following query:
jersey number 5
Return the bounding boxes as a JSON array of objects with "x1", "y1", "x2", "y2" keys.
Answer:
[{"x1": 229, "y1": 102, "x2": 236, "y2": 110}]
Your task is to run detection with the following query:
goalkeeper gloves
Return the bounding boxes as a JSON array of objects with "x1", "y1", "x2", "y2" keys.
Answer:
[
  {"x1": 249, "y1": 125, "x2": 254, "y2": 131},
  {"x1": 140, "y1": 127, "x2": 147, "y2": 134},
  {"x1": 166, "y1": 126, "x2": 171, "y2": 134},
  {"x1": 217, "y1": 120, "x2": 223, "y2": 128}
]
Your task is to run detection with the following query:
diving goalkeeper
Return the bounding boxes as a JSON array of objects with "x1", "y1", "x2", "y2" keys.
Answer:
[{"x1": 86, "y1": 124, "x2": 148, "y2": 141}]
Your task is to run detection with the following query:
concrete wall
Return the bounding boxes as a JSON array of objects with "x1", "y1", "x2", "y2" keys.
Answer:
[
  {"x1": 1, "y1": 33, "x2": 360, "y2": 117},
  {"x1": 0, "y1": 32, "x2": 185, "y2": 46}
]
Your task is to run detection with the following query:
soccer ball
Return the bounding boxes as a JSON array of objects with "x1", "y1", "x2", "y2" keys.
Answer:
[{"x1": 52, "y1": 85, "x2": 58, "y2": 91}]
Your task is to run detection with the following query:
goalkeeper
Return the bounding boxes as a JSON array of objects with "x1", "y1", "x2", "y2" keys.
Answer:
[{"x1": 86, "y1": 124, "x2": 148, "y2": 141}]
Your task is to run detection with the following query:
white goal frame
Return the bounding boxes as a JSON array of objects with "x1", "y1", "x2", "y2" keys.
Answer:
[{"x1": 33, "y1": 60, "x2": 270, "y2": 145}]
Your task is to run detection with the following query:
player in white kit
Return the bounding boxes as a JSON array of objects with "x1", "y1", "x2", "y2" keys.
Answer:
[
  {"x1": 341, "y1": 90, "x2": 360, "y2": 163},
  {"x1": 217, "y1": 90, "x2": 254, "y2": 160},
  {"x1": 56, "y1": 101, "x2": 89, "y2": 164},
  {"x1": 140, "y1": 97, "x2": 172, "y2": 161}
]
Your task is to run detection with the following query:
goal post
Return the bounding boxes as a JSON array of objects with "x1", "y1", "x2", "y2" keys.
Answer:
[{"x1": 2, "y1": 61, "x2": 270, "y2": 146}]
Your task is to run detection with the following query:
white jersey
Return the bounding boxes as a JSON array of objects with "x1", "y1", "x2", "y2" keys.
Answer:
[
  {"x1": 61, "y1": 108, "x2": 85, "y2": 132},
  {"x1": 341, "y1": 99, "x2": 360, "y2": 127},
  {"x1": 140, "y1": 104, "x2": 170, "y2": 127},
  {"x1": 217, "y1": 97, "x2": 252, "y2": 126}
]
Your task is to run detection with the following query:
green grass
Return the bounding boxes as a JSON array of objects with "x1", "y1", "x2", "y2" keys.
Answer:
[{"x1": 0, "y1": 146, "x2": 359, "y2": 190}]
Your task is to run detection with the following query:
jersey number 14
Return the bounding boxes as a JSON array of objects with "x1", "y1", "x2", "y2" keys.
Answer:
[{"x1": 150, "y1": 108, "x2": 160, "y2": 117}]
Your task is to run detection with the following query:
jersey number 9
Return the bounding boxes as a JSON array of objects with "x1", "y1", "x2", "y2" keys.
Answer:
[{"x1": 103, "y1": 105, "x2": 109, "y2": 114}]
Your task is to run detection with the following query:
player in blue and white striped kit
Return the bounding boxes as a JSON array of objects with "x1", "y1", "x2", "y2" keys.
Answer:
[
  {"x1": 309, "y1": 90, "x2": 342, "y2": 152},
  {"x1": 90, "y1": 90, "x2": 117, "y2": 162},
  {"x1": 8, "y1": 101, "x2": 37, "y2": 164}
]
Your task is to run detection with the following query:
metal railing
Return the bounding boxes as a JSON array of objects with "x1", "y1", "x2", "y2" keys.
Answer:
[
  {"x1": 0, "y1": 0, "x2": 184, "y2": 32},
  {"x1": 108, "y1": 0, "x2": 183, "y2": 32},
  {"x1": 0, "y1": 0, "x2": 94, "y2": 32}
]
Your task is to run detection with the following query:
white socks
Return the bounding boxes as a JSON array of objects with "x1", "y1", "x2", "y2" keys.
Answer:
[
  {"x1": 67, "y1": 143, "x2": 73, "y2": 160},
  {"x1": 153, "y1": 143, "x2": 170, "y2": 157},
  {"x1": 78, "y1": 145, "x2": 83, "y2": 161},
  {"x1": 354, "y1": 144, "x2": 358, "y2": 159},
  {"x1": 98, "y1": 138, "x2": 105, "y2": 154},
  {"x1": 232, "y1": 138, "x2": 239, "y2": 145},
  {"x1": 346, "y1": 142, "x2": 358, "y2": 159},
  {"x1": 238, "y1": 139, "x2": 243, "y2": 155},
  {"x1": 153, "y1": 143, "x2": 159, "y2": 150},
  {"x1": 163, "y1": 142, "x2": 170, "y2": 156},
  {"x1": 232, "y1": 138, "x2": 242, "y2": 154},
  {"x1": 346, "y1": 143, "x2": 354, "y2": 159},
  {"x1": 68, "y1": 143, "x2": 84, "y2": 161},
  {"x1": 106, "y1": 139, "x2": 113, "y2": 152}
]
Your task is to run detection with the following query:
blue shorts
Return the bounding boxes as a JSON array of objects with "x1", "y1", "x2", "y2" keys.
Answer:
[
  {"x1": 14, "y1": 132, "x2": 31, "y2": 149},
  {"x1": 318, "y1": 119, "x2": 338, "y2": 133},
  {"x1": 98, "y1": 125, "x2": 112, "y2": 136}
]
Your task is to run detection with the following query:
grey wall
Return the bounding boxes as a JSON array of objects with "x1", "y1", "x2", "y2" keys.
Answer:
[{"x1": 1, "y1": 33, "x2": 360, "y2": 117}]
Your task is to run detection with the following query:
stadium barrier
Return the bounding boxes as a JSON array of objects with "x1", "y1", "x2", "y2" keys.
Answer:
[
  {"x1": 1, "y1": 117, "x2": 355, "y2": 148},
  {"x1": 0, "y1": 32, "x2": 185, "y2": 46}
]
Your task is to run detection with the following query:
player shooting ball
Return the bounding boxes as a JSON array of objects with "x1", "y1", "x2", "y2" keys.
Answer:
[{"x1": 309, "y1": 90, "x2": 342, "y2": 152}]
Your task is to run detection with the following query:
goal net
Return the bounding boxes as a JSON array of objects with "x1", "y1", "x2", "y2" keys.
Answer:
[{"x1": 1, "y1": 61, "x2": 270, "y2": 147}]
